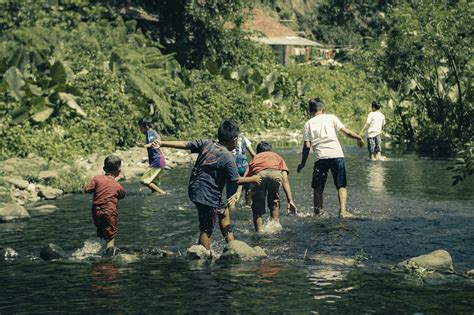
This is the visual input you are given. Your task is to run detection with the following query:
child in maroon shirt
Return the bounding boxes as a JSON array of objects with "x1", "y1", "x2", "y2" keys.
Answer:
[{"x1": 85, "y1": 155, "x2": 125, "y2": 253}]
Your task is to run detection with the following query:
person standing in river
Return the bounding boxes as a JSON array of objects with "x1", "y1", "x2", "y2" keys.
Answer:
[
  {"x1": 297, "y1": 98, "x2": 364, "y2": 218},
  {"x1": 153, "y1": 119, "x2": 262, "y2": 250},
  {"x1": 138, "y1": 118, "x2": 167, "y2": 194},
  {"x1": 359, "y1": 101, "x2": 386, "y2": 160},
  {"x1": 84, "y1": 155, "x2": 125, "y2": 255}
]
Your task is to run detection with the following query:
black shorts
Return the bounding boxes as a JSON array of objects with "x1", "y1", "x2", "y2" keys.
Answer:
[
  {"x1": 312, "y1": 158, "x2": 347, "y2": 190},
  {"x1": 194, "y1": 203, "x2": 225, "y2": 236}
]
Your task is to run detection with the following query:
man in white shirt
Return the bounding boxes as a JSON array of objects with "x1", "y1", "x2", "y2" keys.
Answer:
[
  {"x1": 297, "y1": 98, "x2": 364, "y2": 218},
  {"x1": 359, "y1": 101, "x2": 385, "y2": 160}
]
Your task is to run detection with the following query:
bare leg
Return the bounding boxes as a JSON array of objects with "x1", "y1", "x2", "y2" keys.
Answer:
[
  {"x1": 313, "y1": 188, "x2": 324, "y2": 215},
  {"x1": 198, "y1": 232, "x2": 211, "y2": 250},
  {"x1": 219, "y1": 207, "x2": 234, "y2": 243},
  {"x1": 147, "y1": 182, "x2": 167, "y2": 194},
  {"x1": 253, "y1": 213, "x2": 264, "y2": 233},
  {"x1": 338, "y1": 187, "x2": 350, "y2": 217},
  {"x1": 270, "y1": 207, "x2": 279, "y2": 222},
  {"x1": 106, "y1": 238, "x2": 115, "y2": 249}
]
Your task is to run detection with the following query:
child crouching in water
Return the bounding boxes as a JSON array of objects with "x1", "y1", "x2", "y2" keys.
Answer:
[
  {"x1": 154, "y1": 119, "x2": 262, "y2": 250},
  {"x1": 238, "y1": 141, "x2": 297, "y2": 233},
  {"x1": 84, "y1": 155, "x2": 125, "y2": 255}
]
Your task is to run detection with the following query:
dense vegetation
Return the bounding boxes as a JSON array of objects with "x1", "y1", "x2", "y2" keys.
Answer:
[{"x1": 0, "y1": 0, "x2": 471, "y2": 183}]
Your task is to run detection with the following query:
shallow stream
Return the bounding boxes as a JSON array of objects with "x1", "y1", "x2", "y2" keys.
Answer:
[{"x1": 1, "y1": 147, "x2": 473, "y2": 313}]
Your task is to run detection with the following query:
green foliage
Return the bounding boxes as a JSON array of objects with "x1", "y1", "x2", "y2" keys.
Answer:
[{"x1": 377, "y1": 0, "x2": 473, "y2": 157}]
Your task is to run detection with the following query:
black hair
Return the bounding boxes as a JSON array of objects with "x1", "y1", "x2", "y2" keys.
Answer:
[
  {"x1": 256, "y1": 141, "x2": 272, "y2": 153},
  {"x1": 217, "y1": 119, "x2": 239, "y2": 142},
  {"x1": 372, "y1": 101, "x2": 382, "y2": 110},
  {"x1": 308, "y1": 98, "x2": 325, "y2": 113},
  {"x1": 103, "y1": 155, "x2": 122, "y2": 173},
  {"x1": 137, "y1": 117, "x2": 153, "y2": 128}
]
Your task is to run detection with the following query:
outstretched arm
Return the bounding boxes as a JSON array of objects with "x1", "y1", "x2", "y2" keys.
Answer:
[
  {"x1": 153, "y1": 140, "x2": 190, "y2": 150},
  {"x1": 297, "y1": 141, "x2": 311, "y2": 173},
  {"x1": 282, "y1": 171, "x2": 297, "y2": 214},
  {"x1": 340, "y1": 127, "x2": 365, "y2": 147}
]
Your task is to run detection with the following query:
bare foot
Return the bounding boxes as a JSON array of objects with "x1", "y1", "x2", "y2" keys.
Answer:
[{"x1": 339, "y1": 211, "x2": 355, "y2": 219}]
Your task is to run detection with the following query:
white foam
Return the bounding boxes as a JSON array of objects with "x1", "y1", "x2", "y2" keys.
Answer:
[
  {"x1": 71, "y1": 239, "x2": 103, "y2": 260},
  {"x1": 261, "y1": 220, "x2": 283, "y2": 234}
]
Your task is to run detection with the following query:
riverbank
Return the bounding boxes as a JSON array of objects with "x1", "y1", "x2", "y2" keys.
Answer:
[{"x1": 0, "y1": 129, "x2": 302, "y2": 220}]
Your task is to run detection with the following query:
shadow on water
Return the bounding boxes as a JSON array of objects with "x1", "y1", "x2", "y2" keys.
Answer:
[{"x1": 1, "y1": 147, "x2": 473, "y2": 313}]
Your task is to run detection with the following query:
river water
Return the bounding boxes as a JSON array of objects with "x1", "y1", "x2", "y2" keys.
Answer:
[{"x1": 1, "y1": 147, "x2": 473, "y2": 313}]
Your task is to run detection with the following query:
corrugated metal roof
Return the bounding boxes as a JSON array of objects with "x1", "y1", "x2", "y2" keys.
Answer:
[{"x1": 254, "y1": 36, "x2": 323, "y2": 47}]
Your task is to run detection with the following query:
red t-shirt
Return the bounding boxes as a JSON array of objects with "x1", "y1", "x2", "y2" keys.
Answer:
[
  {"x1": 247, "y1": 151, "x2": 289, "y2": 176},
  {"x1": 84, "y1": 175, "x2": 125, "y2": 213}
]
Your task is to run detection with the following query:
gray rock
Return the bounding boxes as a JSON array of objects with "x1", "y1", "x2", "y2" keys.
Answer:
[
  {"x1": 1, "y1": 247, "x2": 19, "y2": 259},
  {"x1": 187, "y1": 245, "x2": 212, "y2": 260},
  {"x1": 307, "y1": 254, "x2": 356, "y2": 266},
  {"x1": 112, "y1": 253, "x2": 139, "y2": 264},
  {"x1": 0, "y1": 203, "x2": 30, "y2": 222},
  {"x1": 5, "y1": 177, "x2": 29, "y2": 190},
  {"x1": 219, "y1": 240, "x2": 267, "y2": 261},
  {"x1": 38, "y1": 170, "x2": 59, "y2": 180},
  {"x1": 40, "y1": 243, "x2": 67, "y2": 260},
  {"x1": 398, "y1": 249, "x2": 454, "y2": 273},
  {"x1": 465, "y1": 269, "x2": 474, "y2": 278},
  {"x1": 38, "y1": 186, "x2": 63, "y2": 200}
]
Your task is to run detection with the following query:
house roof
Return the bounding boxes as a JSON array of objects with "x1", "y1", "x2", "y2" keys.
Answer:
[
  {"x1": 243, "y1": 9, "x2": 323, "y2": 47},
  {"x1": 243, "y1": 9, "x2": 297, "y2": 37},
  {"x1": 254, "y1": 36, "x2": 323, "y2": 47}
]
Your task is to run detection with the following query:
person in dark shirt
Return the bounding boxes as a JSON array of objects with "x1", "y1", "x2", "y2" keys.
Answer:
[
  {"x1": 156, "y1": 119, "x2": 262, "y2": 250},
  {"x1": 84, "y1": 155, "x2": 125, "y2": 253}
]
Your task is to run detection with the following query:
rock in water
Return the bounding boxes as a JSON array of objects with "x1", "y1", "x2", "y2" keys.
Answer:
[
  {"x1": 112, "y1": 253, "x2": 139, "y2": 265},
  {"x1": 0, "y1": 203, "x2": 30, "y2": 222},
  {"x1": 187, "y1": 245, "x2": 212, "y2": 260},
  {"x1": 307, "y1": 254, "x2": 356, "y2": 266},
  {"x1": 40, "y1": 243, "x2": 67, "y2": 260},
  {"x1": 219, "y1": 240, "x2": 267, "y2": 261},
  {"x1": 1, "y1": 247, "x2": 19, "y2": 259},
  {"x1": 398, "y1": 249, "x2": 454, "y2": 273}
]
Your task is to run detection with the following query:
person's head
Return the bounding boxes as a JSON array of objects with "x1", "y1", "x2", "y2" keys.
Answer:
[
  {"x1": 256, "y1": 141, "x2": 272, "y2": 154},
  {"x1": 217, "y1": 119, "x2": 240, "y2": 150},
  {"x1": 103, "y1": 155, "x2": 122, "y2": 177},
  {"x1": 371, "y1": 101, "x2": 381, "y2": 111},
  {"x1": 137, "y1": 118, "x2": 153, "y2": 134},
  {"x1": 308, "y1": 98, "x2": 325, "y2": 114}
]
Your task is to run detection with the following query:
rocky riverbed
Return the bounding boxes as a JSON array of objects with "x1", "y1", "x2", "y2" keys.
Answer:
[{"x1": 0, "y1": 129, "x2": 302, "y2": 222}]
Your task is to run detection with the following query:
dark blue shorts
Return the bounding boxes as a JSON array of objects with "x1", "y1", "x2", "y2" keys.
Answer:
[
  {"x1": 312, "y1": 158, "x2": 347, "y2": 190},
  {"x1": 194, "y1": 203, "x2": 225, "y2": 236}
]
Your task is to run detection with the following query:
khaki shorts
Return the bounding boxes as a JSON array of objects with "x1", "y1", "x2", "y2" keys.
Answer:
[
  {"x1": 251, "y1": 169, "x2": 282, "y2": 215},
  {"x1": 140, "y1": 166, "x2": 163, "y2": 185}
]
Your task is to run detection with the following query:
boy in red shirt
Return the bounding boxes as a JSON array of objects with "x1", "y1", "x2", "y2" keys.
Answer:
[
  {"x1": 84, "y1": 155, "x2": 125, "y2": 254},
  {"x1": 233, "y1": 141, "x2": 297, "y2": 233}
]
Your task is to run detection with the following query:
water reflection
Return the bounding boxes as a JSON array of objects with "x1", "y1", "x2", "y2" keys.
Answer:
[
  {"x1": 255, "y1": 261, "x2": 283, "y2": 284},
  {"x1": 90, "y1": 262, "x2": 120, "y2": 297},
  {"x1": 366, "y1": 162, "x2": 386, "y2": 193}
]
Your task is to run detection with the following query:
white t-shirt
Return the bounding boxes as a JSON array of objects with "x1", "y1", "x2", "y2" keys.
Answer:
[
  {"x1": 303, "y1": 114, "x2": 345, "y2": 160},
  {"x1": 366, "y1": 111, "x2": 385, "y2": 138}
]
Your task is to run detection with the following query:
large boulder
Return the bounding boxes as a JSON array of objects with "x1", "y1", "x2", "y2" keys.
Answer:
[
  {"x1": 187, "y1": 245, "x2": 213, "y2": 260},
  {"x1": 38, "y1": 186, "x2": 63, "y2": 200},
  {"x1": 307, "y1": 254, "x2": 356, "y2": 266},
  {"x1": 398, "y1": 249, "x2": 454, "y2": 273},
  {"x1": 0, "y1": 203, "x2": 30, "y2": 222},
  {"x1": 5, "y1": 176, "x2": 29, "y2": 190},
  {"x1": 218, "y1": 240, "x2": 266, "y2": 261},
  {"x1": 40, "y1": 243, "x2": 67, "y2": 260}
]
